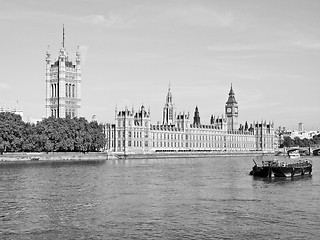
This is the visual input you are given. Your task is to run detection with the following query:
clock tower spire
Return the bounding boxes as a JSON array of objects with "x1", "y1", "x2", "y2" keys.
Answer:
[{"x1": 225, "y1": 84, "x2": 239, "y2": 131}]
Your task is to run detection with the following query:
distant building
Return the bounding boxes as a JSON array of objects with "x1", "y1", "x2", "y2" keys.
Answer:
[
  {"x1": 45, "y1": 26, "x2": 81, "y2": 118},
  {"x1": 0, "y1": 105, "x2": 23, "y2": 118},
  {"x1": 278, "y1": 123, "x2": 319, "y2": 140},
  {"x1": 105, "y1": 85, "x2": 275, "y2": 154},
  {"x1": 288, "y1": 130, "x2": 318, "y2": 140}
]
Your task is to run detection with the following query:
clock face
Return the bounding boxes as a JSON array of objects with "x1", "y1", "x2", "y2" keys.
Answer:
[{"x1": 227, "y1": 107, "x2": 232, "y2": 113}]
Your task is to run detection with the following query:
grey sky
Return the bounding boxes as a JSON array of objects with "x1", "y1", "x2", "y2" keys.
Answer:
[{"x1": 0, "y1": 0, "x2": 319, "y2": 130}]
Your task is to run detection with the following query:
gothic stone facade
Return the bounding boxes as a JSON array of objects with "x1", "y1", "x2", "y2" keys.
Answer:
[
  {"x1": 45, "y1": 29, "x2": 81, "y2": 118},
  {"x1": 105, "y1": 86, "x2": 275, "y2": 154}
]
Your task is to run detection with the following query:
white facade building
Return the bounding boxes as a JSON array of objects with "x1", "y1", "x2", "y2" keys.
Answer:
[
  {"x1": 105, "y1": 86, "x2": 275, "y2": 154},
  {"x1": 45, "y1": 26, "x2": 81, "y2": 118}
]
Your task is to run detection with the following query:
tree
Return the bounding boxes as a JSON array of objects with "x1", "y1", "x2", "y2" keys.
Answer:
[
  {"x1": 0, "y1": 113, "x2": 106, "y2": 153},
  {"x1": 0, "y1": 112, "x2": 25, "y2": 153},
  {"x1": 89, "y1": 121, "x2": 106, "y2": 151},
  {"x1": 293, "y1": 137, "x2": 302, "y2": 147},
  {"x1": 311, "y1": 134, "x2": 320, "y2": 146},
  {"x1": 283, "y1": 136, "x2": 293, "y2": 148}
]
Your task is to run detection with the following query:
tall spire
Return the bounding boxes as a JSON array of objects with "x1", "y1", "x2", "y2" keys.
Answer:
[
  {"x1": 62, "y1": 24, "x2": 65, "y2": 48},
  {"x1": 166, "y1": 84, "x2": 172, "y2": 104},
  {"x1": 226, "y1": 83, "x2": 237, "y2": 104}
]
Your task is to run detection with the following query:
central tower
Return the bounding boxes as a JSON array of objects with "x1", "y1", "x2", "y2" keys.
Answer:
[
  {"x1": 225, "y1": 84, "x2": 239, "y2": 131},
  {"x1": 162, "y1": 85, "x2": 176, "y2": 125},
  {"x1": 45, "y1": 26, "x2": 81, "y2": 118}
]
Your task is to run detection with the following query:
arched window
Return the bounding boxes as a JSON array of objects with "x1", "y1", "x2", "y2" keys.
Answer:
[
  {"x1": 54, "y1": 84, "x2": 57, "y2": 98},
  {"x1": 66, "y1": 83, "x2": 68, "y2": 97},
  {"x1": 72, "y1": 84, "x2": 75, "y2": 98},
  {"x1": 51, "y1": 109, "x2": 54, "y2": 117},
  {"x1": 69, "y1": 84, "x2": 71, "y2": 98},
  {"x1": 51, "y1": 84, "x2": 54, "y2": 97}
]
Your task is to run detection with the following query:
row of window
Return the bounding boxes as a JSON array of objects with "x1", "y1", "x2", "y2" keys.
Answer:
[
  {"x1": 50, "y1": 67, "x2": 76, "y2": 73},
  {"x1": 117, "y1": 131, "x2": 149, "y2": 139},
  {"x1": 113, "y1": 138, "x2": 271, "y2": 151},
  {"x1": 65, "y1": 84, "x2": 75, "y2": 98},
  {"x1": 151, "y1": 132, "x2": 254, "y2": 142},
  {"x1": 116, "y1": 130, "x2": 259, "y2": 146},
  {"x1": 50, "y1": 109, "x2": 75, "y2": 118},
  {"x1": 66, "y1": 109, "x2": 76, "y2": 118},
  {"x1": 151, "y1": 141, "x2": 254, "y2": 149},
  {"x1": 117, "y1": 120, "x2": 149, "y2": 127},
  {"x1": 116, "y1": 140, "x2": 255, "y2": 150},
  {"x1": 117, "y1": 140, "x2": 148, "y2": 149},
  {"x1": 50, "y1": 83, "x2": 76, "y2": 98}
]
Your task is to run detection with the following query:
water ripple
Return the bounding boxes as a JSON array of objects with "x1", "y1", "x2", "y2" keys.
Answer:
[{"x1": 0, "y1": 156, "x2": 319, "y2": 239}]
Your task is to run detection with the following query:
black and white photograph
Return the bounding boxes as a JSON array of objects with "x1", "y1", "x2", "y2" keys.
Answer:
[{"x1": 0, "y1": 0, "x2": 320, "y2": 239}]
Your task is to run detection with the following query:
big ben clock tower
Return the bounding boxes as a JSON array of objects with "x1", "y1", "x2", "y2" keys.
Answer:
[{"x1": 225, "y1": 84, "x2": 239, "y2": 131}]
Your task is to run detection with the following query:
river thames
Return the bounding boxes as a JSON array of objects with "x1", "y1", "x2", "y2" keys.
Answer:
[{"x1": 0, "y1": 155, "x2": 319, "y2": 239}]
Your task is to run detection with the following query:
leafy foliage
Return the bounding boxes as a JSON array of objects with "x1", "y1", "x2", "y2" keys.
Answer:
[
  {"x1": 282, "y1": 134, "x2": 320, "y2": 148},
  {"x1": 0, "y1": 112, "x2": 106, "y2": 153}
]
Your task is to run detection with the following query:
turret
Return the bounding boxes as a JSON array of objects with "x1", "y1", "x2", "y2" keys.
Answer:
[
  {"x1": 176, "y1": 111, "x2": 190, "y2": 131},
  {"x1": 45, "y1": 46, "x2": 52, "y2": 117},
  {"x1": 193, "y1": 106, "x2": 201, "y2": 126},
  {"x1": 75, "y1": 46, "x2": 81, "y2": 116}
]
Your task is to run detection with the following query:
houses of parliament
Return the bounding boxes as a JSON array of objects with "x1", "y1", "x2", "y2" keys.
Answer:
[
  {"x1": 105, "y1": 85, "x2": 275, "y2": 154},
  {"x1": 45, "y1": 28, "x2": 275, "y2": 154}
]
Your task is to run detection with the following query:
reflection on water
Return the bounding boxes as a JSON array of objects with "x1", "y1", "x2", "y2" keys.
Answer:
[{"x1": 0, "y1": 156, "x2": 319, "y2": 239}]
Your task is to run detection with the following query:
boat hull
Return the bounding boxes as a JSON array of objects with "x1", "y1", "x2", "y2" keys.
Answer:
[
  {"x1": 250, "y1": 160, "x2": 312, "y2": 178},
  {"x1": 250, "y1": 165, "x2": 273, "y2": 177},
  {"x1": 272, "y1": 166, "x2": 312, "y2": 177}
]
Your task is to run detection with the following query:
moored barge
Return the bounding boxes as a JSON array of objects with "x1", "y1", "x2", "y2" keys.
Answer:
[{"x1": 250, "y1": 159, "x2": 312, "y2": 178}]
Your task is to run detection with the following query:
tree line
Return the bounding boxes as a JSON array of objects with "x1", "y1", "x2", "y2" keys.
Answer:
[
  {"x1": 281, "y1": 134, "x2": 320, "y2": 148},
  {"x1": 0, "y1": 112, "x2": 106, "y2": 154}
]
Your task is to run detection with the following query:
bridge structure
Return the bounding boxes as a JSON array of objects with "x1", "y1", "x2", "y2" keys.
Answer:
[
  {"x1": 312, "y1": 148, "x2": 320, "y2": 156},
  {"x1": 286, "y1": 146, "x2": 320, "y2": 156}
]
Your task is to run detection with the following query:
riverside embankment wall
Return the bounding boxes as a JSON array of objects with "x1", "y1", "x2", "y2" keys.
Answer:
[{"x1": 0, "y1": 151, "x2": 273, "y2": 162}]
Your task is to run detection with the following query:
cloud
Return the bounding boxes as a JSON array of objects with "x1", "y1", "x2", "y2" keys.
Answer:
[
  {"x1": 157, "y1": 4, "x2": 234, "y2": 29},
  {"x1": 0, "y1": 82, "x2": 10, "y2": 89},
  {"x1": 80, "y1": 14, "x2": 113, "y2": 26},
  {"x1": 207, "y1": 43, "x2": 263, "y2": 52},
  {"x1": 78, "y1": 11, "x2": 139, "y2": 29},
  {"x1": 292, "y1": 40, "x2": 320, "y2": 50},
  {"x1": 0, "y1": 9, "x2": 28, "y2": 21},
  {"x1": 206, "y1": 43, "x2": 273, "y2": 60},
  {"x1": 77, "y1": 2, "x2": 236, "y2": 31}
]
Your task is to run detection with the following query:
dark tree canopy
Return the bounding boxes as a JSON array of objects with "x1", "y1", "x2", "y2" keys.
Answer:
[
  {"x1": 282, "y1": 134, "x2": 320, "y2": 148},
  {"x1": 0, "y1": 112, "x2": 25, "y2": 153},
  {"x1": 0, "y1": 112, "x2": 106, "y2": 153}
]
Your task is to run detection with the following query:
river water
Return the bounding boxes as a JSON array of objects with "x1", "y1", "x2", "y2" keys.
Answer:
[{"x1": 0, "y1": 156, "x2": 319, "y2": 239}]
